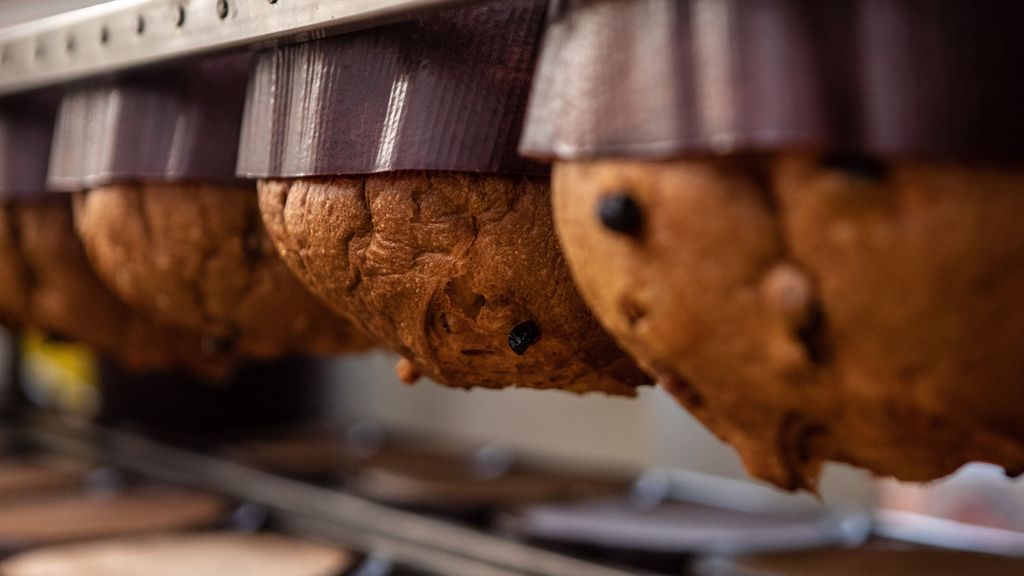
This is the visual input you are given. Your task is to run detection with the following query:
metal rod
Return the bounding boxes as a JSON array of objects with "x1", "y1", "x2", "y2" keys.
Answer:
[
  {"x1": 0, "y1": 0, "x2": 477, "y2": 96},
  {"x1": 25, "y1": 416, "x2": 655, "y2": 576}
]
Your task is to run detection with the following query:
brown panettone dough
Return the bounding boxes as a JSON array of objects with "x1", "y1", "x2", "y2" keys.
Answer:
[
  {"x1": 0, "y1": 203, "x2": 31, "y2": 328},
  {"x1": 258, "y1": 172, "x2": 649, "y2": 394},
  {"x1": 0, "y1": 197, "x2": 218, "y2": 371},
  {"x1": 73, "y1": 183, "x2": 373, "y2": 358},
  {"x1": 553, "y1": 156, "x2": 1024, "y2": 489}
]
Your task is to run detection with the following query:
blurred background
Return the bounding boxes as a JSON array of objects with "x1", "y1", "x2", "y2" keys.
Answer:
[{"x1": 330, "y1": 351, "x2": 879, "y2": 505}]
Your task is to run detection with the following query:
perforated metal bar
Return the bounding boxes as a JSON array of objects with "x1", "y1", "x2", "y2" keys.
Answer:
[{"x1": 0, "y1": 0, "x2": 474, "y2": 96}]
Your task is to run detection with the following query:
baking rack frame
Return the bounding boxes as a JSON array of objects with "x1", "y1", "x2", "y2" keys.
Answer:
[
  {"x1": 0, "y1": 0, "x2": 478, "y2": 96},
  {"x1": 17, "y1": 413, "x2": 658, "y2": 576}
]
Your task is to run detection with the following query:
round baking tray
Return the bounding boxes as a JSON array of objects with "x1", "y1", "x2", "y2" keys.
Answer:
[
  {"x1": 693, "y1": 547, "x2": 1024, "y2": 576},
  {"x1": 499, "y1": 469, "x2": 870, "y2": 556}
]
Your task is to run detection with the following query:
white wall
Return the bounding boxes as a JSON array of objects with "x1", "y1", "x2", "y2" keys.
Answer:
[
  {"x1": 0, "y1": 0, "x2": 111, "y2": 27},
  {"x1": 329, "y1": 351, "x2": 876, "y2": 505}
]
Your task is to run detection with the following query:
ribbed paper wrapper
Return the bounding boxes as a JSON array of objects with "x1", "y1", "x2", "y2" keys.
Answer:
[
  {"x1": 48, "y1": 53, "x2": 250, "y2": 191},
  {"x1": 237, "y1": 0, "x2": 548, "y2": 178},
  {"x1": 520, "y1": 0, "x2": 1024, "y2": 162},
  {"x1": 0, "y1": 93, "x2": 57, "y2": 198}
]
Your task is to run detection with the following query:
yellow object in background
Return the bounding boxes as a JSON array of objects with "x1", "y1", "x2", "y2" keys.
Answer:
[{"x1": 20, "y1": 331, "x2": 100, "y2": 418}]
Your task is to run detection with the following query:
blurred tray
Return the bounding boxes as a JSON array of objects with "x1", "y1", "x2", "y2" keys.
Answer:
[
  {"x1": 694, "y1": 548, "x2": 1024, "y2": 576},
  {"x1": 20, "y1": 414, "x2": 656, "y2": 576},
  {"x1": 499, "y1": 469, "x2": 869, "y2": 556}
]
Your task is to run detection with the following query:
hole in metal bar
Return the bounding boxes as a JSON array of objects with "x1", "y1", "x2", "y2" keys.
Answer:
[
  {"x1": 100, "y1": 26, "x2": 110, "y2": 45},
  {"x1": 217, "y1": 0, "x2": 229, "y2": 19},
  {"x1": 175, "y1": 5, "x2": 186, "y2": 27},
  {"x1": 34, "y1": 43, "x2": 45, "y2": 61},
  {"x1": 136, "y1": 15, "x2": 146, "y2": 35},
  {"x1": 66, "y1": 35, "x2": 76, "y2": 53}
]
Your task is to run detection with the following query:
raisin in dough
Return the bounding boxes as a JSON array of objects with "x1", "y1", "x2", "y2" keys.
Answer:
[
  {"x1": 0, "y1": 197, "x2": 218, "y2": 372},
  {"x1": 258, "y1": 172, "x2": 649, "y2": 394},
  {"x1": 553, "y1": 156, "x2": 1024, "y2": 489},
  {"x1": 73, "y1": 183, "x2": 373, "y2": 358}
]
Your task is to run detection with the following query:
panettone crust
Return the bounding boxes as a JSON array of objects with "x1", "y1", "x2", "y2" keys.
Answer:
[
  {"x1": 553, "y1": 156, "x2": 1024, "y2": 488},
  {"x1": 259, "y1": 172, "x2": 649, "y2": 394},
  {"x1": 73, "y1": 183, "x2": 373, "y2": 358}
]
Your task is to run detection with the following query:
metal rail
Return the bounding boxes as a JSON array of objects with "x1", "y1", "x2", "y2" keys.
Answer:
[
  {"x1": 0, "y1": 0, "x2": 474, "y2": 96},
  {"x1": 23, "y1": 416, "x2": 656, "y2": 576}
]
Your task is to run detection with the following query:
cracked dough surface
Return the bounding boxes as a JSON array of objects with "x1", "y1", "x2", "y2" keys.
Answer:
[
  {"x1": 258, "y1": 172, "x2": 649, "y2": 394},
  {"x1": 553, "y1": 156, "x2": 1024, "y2": 488},
  {"x1": 0, "y1": 197, "x2": 216, "y2": 372},
  {"x1": 74, "y1": 183, "x2": 373, "y2": 358}
]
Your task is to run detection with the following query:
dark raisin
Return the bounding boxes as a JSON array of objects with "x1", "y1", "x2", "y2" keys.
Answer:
[
  {"x1": 795, "y1": 302, "x2": 832, "y2": 365},
  {"x1": 42, "y1": 332, "x2": 74, "y2": 345},
  {"x1": 201, "y1": 334, "x2": 236, "y2": 356},
  {"x1": 507, "y1": 321, "x2": 540, "y2": 355},
  {"x1": 598, "y1": 192, "x2": 644, "y2": 236},
  {"x1": 658, "y1": 369, "x2": 704, "y2": 408},
  {"x1": 620, "y1": 297, "x2": 647, "y2": 327},
  {"x1": 819, "y1": 153, "x2": 889, "y2": 182}
]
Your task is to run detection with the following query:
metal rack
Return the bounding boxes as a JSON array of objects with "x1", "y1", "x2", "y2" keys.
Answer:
[
  {"x1": 21, "y1": 414, "x2": 656, "y2": 576},
  {"x1": 0, "y1": 0, "x2": 475, "y2": 96}
]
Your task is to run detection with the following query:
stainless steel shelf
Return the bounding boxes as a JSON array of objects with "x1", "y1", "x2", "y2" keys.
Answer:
[{"x1": 0, "y1": 0, "x2": 473, "y2": 96}]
